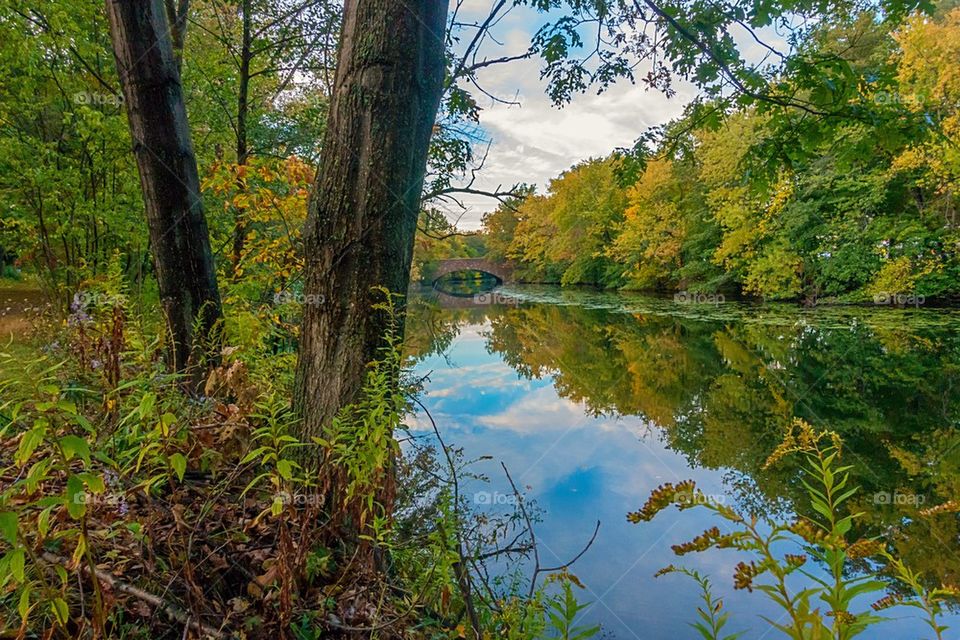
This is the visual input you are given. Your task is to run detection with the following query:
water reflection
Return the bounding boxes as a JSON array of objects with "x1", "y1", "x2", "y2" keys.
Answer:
[
  {"x1": 404, "y1": 286, "x2": 960, "y2": 639},
  {"x1": 431, "y1": 270, "x2": 503, "y2": 297}
]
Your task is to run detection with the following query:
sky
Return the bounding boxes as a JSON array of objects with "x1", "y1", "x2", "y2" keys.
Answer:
[
  {"x1": 441, "y1": 0, "x2": 697, "y2": 230},
  {"x1": 438, "y1": 0, "x2": 795, "y2": 230}
]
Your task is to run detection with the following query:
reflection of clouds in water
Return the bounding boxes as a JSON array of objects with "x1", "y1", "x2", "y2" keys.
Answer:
[
  {"x1": 405, "y1": 296, "x2": 956, "y2": 639},
  {"x1": 407, "y1": 311, "x2": 822, "y2": 639},
  {"x1": 425, "y1": 360, "x2": 523, "y2": 395},
  {"x1": 477, "y1": 386, "x2": 585, "y2": 432},
  {"x1": 415, "y1": 323, "x2": 699, "y2": 496}
]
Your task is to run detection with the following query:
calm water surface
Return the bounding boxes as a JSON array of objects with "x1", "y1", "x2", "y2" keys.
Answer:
[{"x1": 405, "y1": 285, "x2": 960, "y2": 639}]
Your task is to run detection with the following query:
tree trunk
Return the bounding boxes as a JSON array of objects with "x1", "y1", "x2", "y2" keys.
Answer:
[
  {"x1": 230, "y1": 0, "x2": 252, "y2": 279},
  {"x1": 294, "y1": 0, "x2": 448, "y2": 436},
  {"x1": 106, "y1": 0, "x2": 223, "y2": 378}
]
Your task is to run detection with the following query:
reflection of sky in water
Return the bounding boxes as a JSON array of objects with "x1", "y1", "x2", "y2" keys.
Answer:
[{"x1": 409, "y1": 320, "x2": 954, "y2": 639}]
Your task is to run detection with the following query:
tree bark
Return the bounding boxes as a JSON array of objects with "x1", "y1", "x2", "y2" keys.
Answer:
[
  {"x1": 106, "y1": 0, "x2": 223, "y2": 378},
  {"x1": 230, "y1": 0, "x2": 252, "y2": 279},
  {"x1": 293, "y1": 0, "x2": 448, "y2": 436}
]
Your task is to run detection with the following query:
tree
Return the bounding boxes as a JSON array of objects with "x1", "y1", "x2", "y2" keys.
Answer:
[
  {"x1": 182, "y1": 0, "x2": 340, "y2": 277},
  {"x1": 504, "y1": 159, "x2": 627, "y2": 286},
  {"x1": 0, "y1": 1, "x2": 145, "y2": 295},
  {"x1": 293, "y1": 0, "x2": 448, "y2": 437},
  {"x1": 481, "y1": 188, "x2": 532, "y2": 263},
  {"x1": 106, "y1": 0, "x2": 223, "y2": 377},
  {"x1": 609, "y1": 158, "x2": 688, "y2": 290}
]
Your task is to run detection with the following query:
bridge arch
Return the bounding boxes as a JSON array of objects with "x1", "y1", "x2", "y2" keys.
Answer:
[{"x1": 432, "y1": 258, "x2": 514, "y2": 285}]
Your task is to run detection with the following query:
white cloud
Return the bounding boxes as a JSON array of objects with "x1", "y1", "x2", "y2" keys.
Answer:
[
  {"x1": 476, "y1": 386, "x2": 587, "y2": 432},
  {"x1": 438, "y1": 12, "x2": 695, "y2": 230}
]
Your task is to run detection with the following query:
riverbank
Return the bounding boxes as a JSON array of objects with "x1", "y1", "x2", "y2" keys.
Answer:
[{"x1": 0, "y1": 284, "x2": 48, "y2": 341}]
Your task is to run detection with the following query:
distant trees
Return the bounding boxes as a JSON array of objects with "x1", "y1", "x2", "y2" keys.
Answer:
[{"x1": 485, "y1": 8, "x2": 960, "y2": 302}]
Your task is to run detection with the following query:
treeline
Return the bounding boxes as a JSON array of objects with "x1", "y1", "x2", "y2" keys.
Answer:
[
  {"x1": 481, "y1": 8, "x2": 960, "y2": 302},
  {"x1": 0, "y1": 0, "x2": 336, "y2": 298}
]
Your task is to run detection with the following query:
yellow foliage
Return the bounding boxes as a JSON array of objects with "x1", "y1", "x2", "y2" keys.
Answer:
[
  {"x1": 202, "y1": 155, "x2": 313, "y2": 296},
  {"x1": 891, "y1": 9, "x2": 960, "y2": 202},
  {"x1": 609, "y1": 158, "x2": 686, "y2": 288}
]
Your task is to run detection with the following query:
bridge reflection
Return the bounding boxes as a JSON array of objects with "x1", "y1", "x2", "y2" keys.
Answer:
[{"x1": 416, "y1": 288, "x2": 521, "y2": 309}]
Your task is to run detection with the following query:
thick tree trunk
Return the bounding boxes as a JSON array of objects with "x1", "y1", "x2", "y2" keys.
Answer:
[
  {"x1": 294, "y1": 0, "x2": 448, "y2": 436},
  {"x1": 106, "y1": 0, "x2": 223, "y2": 377}
]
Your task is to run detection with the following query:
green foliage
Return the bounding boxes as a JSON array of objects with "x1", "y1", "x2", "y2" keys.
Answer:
[
  {"x1": 501, "y1": 157, "x2": 628, "y2": 287},
  {"x1": 630, "y1": 420, "x2": 957, "y2": 639},
  {"x1": 543, "y1": 573, "x2": 601, "y2": 640},
  {"x1": 660, "y1": 568, "x2": 742, "y2": 640},
  {"x1": 0, "y1": 0, "x2": 144, "y2": 296},
  {"x1": 320, "y1": 288, "x2": 407, "y2": 532},
  {"x1": 485, "y1": 9, "x2": 960, "y2": 302}
]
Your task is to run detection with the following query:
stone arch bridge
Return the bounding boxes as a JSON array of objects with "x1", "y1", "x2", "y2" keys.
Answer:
[{"x1": 432, "y1": 258, "x2": 514, "y2": 284}]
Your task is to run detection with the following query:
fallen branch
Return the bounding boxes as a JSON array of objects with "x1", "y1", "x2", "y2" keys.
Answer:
[{"x1": 40, "y1": 552, "x2": 225, "y2": 638}]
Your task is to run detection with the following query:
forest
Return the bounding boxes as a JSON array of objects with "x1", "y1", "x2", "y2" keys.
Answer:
[
  {"x1": 2, "y1": 0, "x2": 960, "y2": 637},
  {"x1": 422, "y1": 6, "x2": 960, "y2": 303}
]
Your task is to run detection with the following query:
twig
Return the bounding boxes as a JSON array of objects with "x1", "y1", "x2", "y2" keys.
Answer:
[
  {"x1": 500, "y1": 463, "x2": 600, "y2": 598},
  {"x1": 412, "y1": 396, "x2": 482, "y2": 639},
  {"x1": 40, "y1": 552, "x2": 225, "y2": 638}
]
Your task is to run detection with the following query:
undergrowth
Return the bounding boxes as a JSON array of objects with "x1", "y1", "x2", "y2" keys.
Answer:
[{"x1": 0, "y1": 274, "x2": 598, "y2": 639}]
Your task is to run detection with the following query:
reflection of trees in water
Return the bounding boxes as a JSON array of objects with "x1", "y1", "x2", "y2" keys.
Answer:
[{"x1": 405, "y1": 296, "x2": 960, "y2": 587}]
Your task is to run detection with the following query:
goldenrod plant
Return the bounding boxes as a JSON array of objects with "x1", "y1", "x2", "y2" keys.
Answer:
[{"x1": 630, "y1": 419, "x2": 957, "y2": 639}]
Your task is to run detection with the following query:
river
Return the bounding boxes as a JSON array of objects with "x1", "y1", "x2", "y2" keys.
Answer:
[
  {"x1": 405, "y1": 284, "x2": 960, "y2": 639},
  {"x1": 5, "y1": 281, "x2": 958, "y2": 637}
]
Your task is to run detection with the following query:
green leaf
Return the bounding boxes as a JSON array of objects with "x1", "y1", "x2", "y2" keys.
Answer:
[
  {"x1": 66, "y1": 474, "x2": 86, "y2": 519},
  {"x1": 51, "y1": 597, "x2": 69, "y2": 625},
  {"x1": 58, "y1": 435, "x2": 90, "y2": 463},
  {"x1": 37, "y1": 508, "x2": 52, "y2": 538},
  {"x1": 24, "y1": 458, "x2": 51, "y2": 493},
  {"x1": 0, "y1": 511, "x2": 17, "y2": 544},
  {"x1": 169, "y1": 453, "x2": 187, "y2": 482},
  {"x1": 276, "y1": 459, "x2": 294, "y2": 480},
  {"x1": 78, "y1": 473, "x2": 105, "y2": 493},
  {"x1": 9, "y1": 548, "x2": 25, "y2": 582},
  {"x1": 16, "y1": 427, "x2": 44, "y2": 466},
  {"x1": 137, "y1": 392, "x2": 156, "y2": 420},
  {"x1": 18, "y1": 586, "x2": 31, "y2": 621}
]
